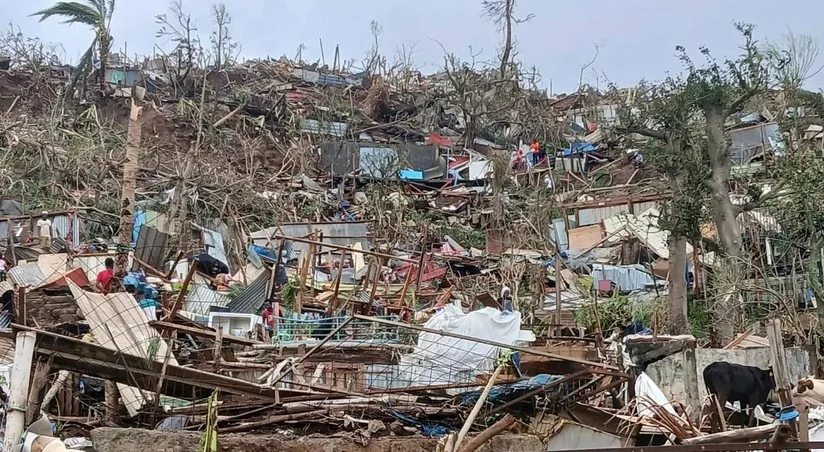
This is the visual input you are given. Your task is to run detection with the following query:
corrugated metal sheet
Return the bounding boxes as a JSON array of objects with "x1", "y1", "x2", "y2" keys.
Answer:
[
  {"x1": 359, "y1": 147, "x2": 399, "y2": 178},
  {"x1": 69, "y1": 282, "x2": 177, "y2": 417},
  {"x1": 184, "y1": 274, "x2": 231, "y2": 316},
  {"x1": 7, "y1": 263, "x2": 46, "y2": 288},
  {"x1": 200, "y1": 226, "x2": 228, "y2": 267},
  {"x1": 0, "y1": 336, "x2": 14, "y2": 364},
  {"x1": 0, "y1": 281, "x2": 13, "y2": 293},
  {"x1": 300, "y1": 119, "x2": 348, "y2": 137},
  {"x1": 577, "y1": 204, "x2": 630, "y2": 227},
  {"x1": 226, "y1": 269, "x2": 271, "y2": 314},
  {"x1": 249, "y1": 222, "x2": 371, "y2": 259},
  {"x1": 131, "y1": 225, "x2": 170, "y2": 272}
]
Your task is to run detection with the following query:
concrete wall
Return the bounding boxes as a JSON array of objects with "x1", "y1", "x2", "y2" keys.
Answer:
[
  {"x1": 91, "y1": 428, "x2": 545, "y2": 452},
  {"x1": 646, "y1": 346, "x2": 815, "y2": 403}
]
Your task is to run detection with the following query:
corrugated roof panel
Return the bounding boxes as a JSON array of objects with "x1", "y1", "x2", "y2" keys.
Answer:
[
  {"x1": 300, "y1": 119, "x2": 348, "y2": 137},
  {"x1": 185, "y1": 275, "x2": 231, "y2": 316},
  {"x1": 0, "y1": 281, "x2": 13, "y2": 294},
  {"x1": 226, "y1": 269, "x2": 271, "y2": 314},
  {"x1": 249, "y1": 222, "x2": 371, "y2": 259},
  {"x1": 8, "y1": 263, "x2": 46, "y2": 288},
  {"x1": 0, "y1": 336, "x2": 14, "y2": 364}
]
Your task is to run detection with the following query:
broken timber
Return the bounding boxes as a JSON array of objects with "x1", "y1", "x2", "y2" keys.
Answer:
[{"x1": 12, "y1": 324, "x2": 317, "y2": 402}]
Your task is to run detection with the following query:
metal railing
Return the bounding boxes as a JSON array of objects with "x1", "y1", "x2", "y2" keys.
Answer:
[{"x1": 269, "y1": 315, "x2": 404, "y2": 343}]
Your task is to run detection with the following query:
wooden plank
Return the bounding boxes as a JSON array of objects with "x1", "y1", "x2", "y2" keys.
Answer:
[
  {"x1": 150, "y1": 321, "x2": 261, "y2": 346},
  {"x1": 274, "y1": 234, "x2": 417, "y2": 263},
  {"x1": 15, "y1": 324, "x2": 314, "y2": 401}
]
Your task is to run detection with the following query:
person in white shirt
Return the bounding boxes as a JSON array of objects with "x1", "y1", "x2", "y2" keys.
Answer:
[
  {"x1": 544, "y1": 173, "x2": 554, "y2": 191},
  {"x1": 36, "y1": 212, "x2": 52, "y2": 249}
]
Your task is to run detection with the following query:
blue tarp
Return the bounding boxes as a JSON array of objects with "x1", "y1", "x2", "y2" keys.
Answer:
[
  {"x1": 457, "y1": 374, "x2": 567, "y2": 406},
  {"x1": 560, "y1": 141, "x2": 597, "y2": 157},
  {"x1": 398, "y1": 169, "x2": 424, "y2": 180},
  {"x1": 389, "y1": 410, "x2": 448, "y2": 437}
]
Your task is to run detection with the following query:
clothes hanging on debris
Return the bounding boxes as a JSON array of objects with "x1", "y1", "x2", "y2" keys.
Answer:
[
  {"x1": 590, "y1": 264, "x2": 658, "y2": 292},
  {"x1": 635, "y1": 372, "x2": 676, "y2": 417}
]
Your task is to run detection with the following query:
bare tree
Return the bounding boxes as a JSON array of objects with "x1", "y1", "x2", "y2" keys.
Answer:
[
  {"x1": 209, "y1": 3, "x2": 239, "y2": 70},
  {"x1": 156, "y1": 0, "x2": 200, "y2": 88},
  {"x1": 766, "y1": 30, "x2": 823, "y2": 89},
  {"x1": 481, "y1": 0, "x2": 533, "y2": 79}
]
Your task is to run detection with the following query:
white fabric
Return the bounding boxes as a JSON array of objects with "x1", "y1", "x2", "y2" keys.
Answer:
[
  {"x1": 142, "y1": 305, "x2": 157, "y2": 321},
  {"x1": 635, "y1": 372, "x2": 677, "y2": 417},
  {"x1": 399, "y1": 305, "x2": 521, "y2": 387}
]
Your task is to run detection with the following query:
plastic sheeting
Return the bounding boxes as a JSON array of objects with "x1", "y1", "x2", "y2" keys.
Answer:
[
  {"x1": 399, "y1": 305, "x2": 521, "y2": 387},
  {"x1": 458, "y1": 374, "x2": 566, "y2": 405},
  {"x1": 635, "y1": 372, "x2": 676, "y2": 417}
]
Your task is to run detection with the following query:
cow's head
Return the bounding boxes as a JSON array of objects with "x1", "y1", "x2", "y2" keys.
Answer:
[{"x1": 765, "y1": 366, "x2": 777, "y2": 388}]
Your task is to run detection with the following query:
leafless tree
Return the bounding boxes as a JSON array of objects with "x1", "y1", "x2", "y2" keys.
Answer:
[
  {"x1": 481, "y1": 0, "x2": 534, "y2": 79},
  {"x1": 155, "y1": 0, "x2": 201, "y2": 88},
  {"x1": 209, "y1": 3, "x2": 239, "y2": 70}
]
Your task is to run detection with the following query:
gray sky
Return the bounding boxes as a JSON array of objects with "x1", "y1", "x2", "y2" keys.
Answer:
[{"x1": 7, "y1": 0, "x2": 824, "y2": 93}]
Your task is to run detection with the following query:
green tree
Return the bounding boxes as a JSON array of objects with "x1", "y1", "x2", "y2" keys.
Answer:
[
  {"x1": 618, "y1": 79, "x2": 708, "y2": 335},
  {"x1": 32, "y1": 0, "x2": 115, "y2": 94}
]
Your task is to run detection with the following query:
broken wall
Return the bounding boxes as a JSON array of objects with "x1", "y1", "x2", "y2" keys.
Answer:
[{"x1": 646, "y1": 346, "x2": 815, "y2": 403}]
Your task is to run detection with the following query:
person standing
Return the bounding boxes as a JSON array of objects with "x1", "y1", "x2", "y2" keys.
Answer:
[
  {"x1": 36, "y1": 212, "x2": 52, "y2": 250},
  {"x1": 96, "y1": 258, "x2": 115, "y2": 294}
]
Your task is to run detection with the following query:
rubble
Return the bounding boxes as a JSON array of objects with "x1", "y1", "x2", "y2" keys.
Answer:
[{"x1": 0, "y1": 25, "x2": 821, "y2": 452}]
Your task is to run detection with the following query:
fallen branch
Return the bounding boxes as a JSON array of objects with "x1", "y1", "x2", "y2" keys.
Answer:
[{"x1": 457, "y1": 414, "x2": 516, "y2": 452}]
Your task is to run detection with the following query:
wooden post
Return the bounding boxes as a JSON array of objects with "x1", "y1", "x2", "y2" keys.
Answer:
[
  {"x1": 3, "y1": 331, "x2": 37, "y2": 452},
  {"x1": 105, "y1": 381, "x2": 119, "y2": 423},
  {"x1": 328, "y1": 251, "x2": 347, "y2": 315},
  {"x1": 767, "y1": 318, "x2": 797, "y2": 434},
  {"x1": 366, "y1": 257, "x2": 384, "y2": 315},
  {"x1": 683, "y1": 340, "x2": 701, "y2": 424},
  {"x1": 16, "y1": 287, "x2": 25, "y2": 326},
  {"x1": 415, "y1": 225, "x2": 429, "y2": 293},
  {"x1": 213, "y1": 327, "x2": 223, "y2": 372},
  {"x1": 113, "y1": 101, "x2": 143, "y2": 293},
  {"x1": 554, "y1": 248, "x2": 563, "y2": 336},
  {"x1": 452, "y1": 365, "x2": 504, "y2": 452},
  {"x1": 166, "y1": 259, "x2": 197, "y2": 321}
]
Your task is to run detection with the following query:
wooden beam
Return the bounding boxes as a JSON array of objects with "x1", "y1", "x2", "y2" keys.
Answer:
[
  {"x1": 150, "y1": 321, "x2": 261, "y2": 346},
  {"x1": 273, "y1": 234, "x2": 417, "y2": 263},
  {"x1": 15, "y1": 324, "x2": 314, "y2": 401},
  {"x1": 352, "y1": 315, "x2": 618, "y2": 370},
  {"x1": 166, "y1": 258, "x2": 197, "y2": 321}
]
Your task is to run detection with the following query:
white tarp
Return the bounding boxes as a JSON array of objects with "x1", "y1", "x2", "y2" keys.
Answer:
[
  {"x1": 635, "y1": 371, "x2": 677, "y2": 417},
  {"x1": 399, "y1": 305, "x2": 521, "y2": 387}
]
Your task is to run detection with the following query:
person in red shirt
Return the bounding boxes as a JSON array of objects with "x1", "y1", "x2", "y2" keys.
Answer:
[
  {"x1": 96, "y1": 258, "x2": 114, "y2": 294},
  {"x1": 261, "y1": 300, "x2": 283, "y2": 331}
]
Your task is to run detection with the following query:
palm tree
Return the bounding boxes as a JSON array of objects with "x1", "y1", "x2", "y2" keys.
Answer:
[{"x1": 32, "y1": 0, "x2": 115, "y2": 94}]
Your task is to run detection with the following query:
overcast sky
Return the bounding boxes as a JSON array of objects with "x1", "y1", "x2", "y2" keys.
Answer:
[{"x1": 6, "y1": 0, "x2": 824, "y2": 93}]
